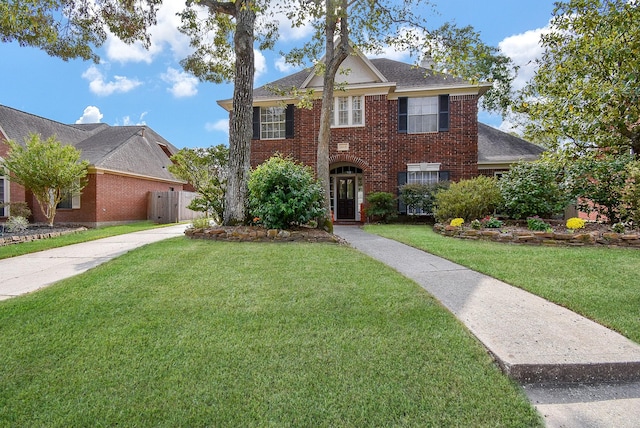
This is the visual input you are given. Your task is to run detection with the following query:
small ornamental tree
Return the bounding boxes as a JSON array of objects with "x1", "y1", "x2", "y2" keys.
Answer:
[
  {"x1": 169, "y1": 145, "x2": 228, "y2": 224},
  {"x1": 248, "y1": 155, "x2": 325, "y2": 230},
  {"x1": 365, "y1": 192, "x2": 397, "y2": 223},
  {"x1": 1, "y1": 134, "x2": 89, "y2": 226}
]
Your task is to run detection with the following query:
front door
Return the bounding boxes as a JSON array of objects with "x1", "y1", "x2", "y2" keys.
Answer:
[{"x1": 337, "y1": 177, "x2": 356, "y2": 220}]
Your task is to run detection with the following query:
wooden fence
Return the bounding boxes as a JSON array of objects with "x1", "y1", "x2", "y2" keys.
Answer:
[{"x1": 148, "y1": 191, "x2": 200, "y2": 224}]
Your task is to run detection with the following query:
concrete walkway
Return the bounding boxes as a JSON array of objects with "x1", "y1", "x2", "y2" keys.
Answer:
[
  {"x1": 334, "y1": 226, "x2": 640, "y2": 428},
  {"x1": 0, "y1": 224, "x2": 187, "y2": 301}
]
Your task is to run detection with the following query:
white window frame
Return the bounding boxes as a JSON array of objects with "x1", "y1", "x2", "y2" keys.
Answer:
[
  {"x1": 406, "y1": 163, "x2": 441, "y2": 215},
  {"x1": 260, "y1": 106, "x2": 286, "y2": 140},
  {"x1": 331, "y1": 95, "x2": 364, "y2": 128},
  {"x1": 407, "y1": 96, "x2": 438, "y2": 134}
]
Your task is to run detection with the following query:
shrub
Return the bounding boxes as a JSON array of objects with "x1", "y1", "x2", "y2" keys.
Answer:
[
  {"x1": 612, "y1": 222, "x2": 626, "y2": 234},
  {"x1": 620, "y1": 161, "x2": 640, "y2": 225},
  {"x1": 450, "y1": 218, "x2": 464, "y2": 227},
  {"x1": 0, "y1": 202, "x2": 32, "y2": 219},
  {"x1": 191, "y1": 217, "x2": 213, "y2": 229},
  {"x1": 499, "y1": 161, "x2": 569, "y2": 219},
  {"x1": 470, "y1": 219, "x2": 482, "y2": 230},
  {"x1": 365, "y1": 192, "x2": 397, "y2": 223},
  {"x1": 482, "y1": 216, "x2": 503, "y2": 228},
  {"x1": 567, "y1": 154, "x2": 634, "y2": 224},
  {"x1": 434, "y1": 176, "x2": 502, "y2": 223},
  {"x1": 527, "y1": 216, "x2": 552, "y2": 232},
  {"x1": 6, "y1": 216, "x2": 29, "y2": 233},
  {"x1": 248, "y1": 155, "x2": 325, "y2": 230},
  {"x1": 399, "y1": 182, "x2": 449, "y2": 215}
]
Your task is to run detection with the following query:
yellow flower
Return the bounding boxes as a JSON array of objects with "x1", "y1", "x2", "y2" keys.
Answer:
[
  {"x1": 566, "y1": 217, "x2": 586, "y2": 230},
  {"x1": 450, "y1": 218, "x2": 464, "y2": 227}
]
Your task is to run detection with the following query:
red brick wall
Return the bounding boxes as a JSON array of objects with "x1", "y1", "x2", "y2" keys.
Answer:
[{"x1": 250, "y1": 94, "x2": 480, "y2": 195}]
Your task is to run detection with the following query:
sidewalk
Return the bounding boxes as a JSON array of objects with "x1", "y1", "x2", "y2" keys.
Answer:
[
  {"x1": 0, "y1": 224, "x2": 187, "y2": 301},
  {"x1": 334, "y1": 226, "x2": 640, "y2": 428}
]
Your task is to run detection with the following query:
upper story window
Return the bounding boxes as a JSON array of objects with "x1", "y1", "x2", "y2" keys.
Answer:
[
  {"x1": 252, "y1": 105, "x2": 295, "y2": 140},
  {"x1": 332, "y1": 95, "x2": 364, "y2": 127},
  {"x1": 398, "y1": 95, "x2": 449, "y2": 134}
]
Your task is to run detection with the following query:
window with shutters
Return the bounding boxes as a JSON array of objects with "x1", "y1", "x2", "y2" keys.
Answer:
[
  {"x1": 398, "y1": 95, "x2": 449, "y2": 134},
  {"x1": 398, "y1": 164, "x2": 450, "y2": 215}
]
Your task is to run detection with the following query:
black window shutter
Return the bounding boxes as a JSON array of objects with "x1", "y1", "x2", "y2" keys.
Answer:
[
  {"x1": 438, "y1": 170, "x2": 450, "y2": 182},
  {"x1": 252, "y1": 107, "x2": 260, "y2": 140},
  {"x1": 438, "y1": 95, "x2": 449, "y2": 132},
  {"x1": 285, "y1": 104, "x2": 294, "y2": 138},
  {"x1": 398, "y1": 97, "x2": 408, "y2": 133},
  {"x1": 397, "y1": 171, "x2": 408, "y2": 214}
]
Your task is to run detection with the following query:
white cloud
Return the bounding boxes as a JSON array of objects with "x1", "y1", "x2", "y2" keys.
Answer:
[
  {"x1": 161, "y1": 67, "x2": 198, "y2": 97},
  {"x1": 115, "y1": 112, "x2": 148, "y2": 127},
  {"x1": 254, "y1": 50, "x2": 268, "y2": 81},
  {"x1": 498, "y1": 23, "x2": 551, "y2": 91},
  {"x1": 275, "y1": 56, "x2": 296, "y2": 73},
  {"x1": 205, "y1": 119, "x2": 229, "y2": 134},
  {"x1": 82, "y1": 65, "x2": 142, "y2": 96},
  {"x1": 105, "y1": 2, "x2": 192, "y2": 64},
  {"x1": 75, "y1": 106, "x2": 104, "y2": 124}
]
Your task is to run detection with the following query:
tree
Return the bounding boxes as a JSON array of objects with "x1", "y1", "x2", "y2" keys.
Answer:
[
  {"x1": 515, "y1": 0, "x2": 640, "y2": 155},
  {"x1": 280, "y1": 0, "x2": 516, "y2": 229},
  {"x1": 1, "y1": 133, "x2": 89, "y2": 226},
  {"x1": 168, "y1": 144, "x2": 228, "y2": 224},
  {"x1": 2, "y1": 0, "x2": 278, "y2": 226}
]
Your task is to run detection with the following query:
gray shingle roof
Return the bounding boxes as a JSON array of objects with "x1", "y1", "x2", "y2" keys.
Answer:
[
  {"x1": 0, "y1": 104, "x2": 180, "y2": 182},
  {"x1": 478, "y1": 123, "x2": 545, "y2": 164},
  {"x1": 252, "y1": 58, "x2": 474, "y2": 100}
]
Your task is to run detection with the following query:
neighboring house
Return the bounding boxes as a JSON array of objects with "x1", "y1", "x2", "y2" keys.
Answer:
[
  {"x1": 0, "y1": 104, "x2": 186, "y2": 227},
  {"x1": 218, "y1": 49, "x2": 544, "y2": 221}
]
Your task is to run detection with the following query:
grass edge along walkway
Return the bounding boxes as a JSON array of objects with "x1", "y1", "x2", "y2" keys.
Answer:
[
  {"x1": 0, "y1": 221, "x2": 178, "y2": 260},
  {"x1": 365, "y1": 224, "x2": 640, "y2": 345},
  {"x1": 0, "y1": 238, "x2": 542, "y2": 427}
]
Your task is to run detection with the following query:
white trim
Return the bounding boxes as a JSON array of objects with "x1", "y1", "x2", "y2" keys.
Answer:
[
  {"x1": 331, "y1": 95, "x2": 365, "y2": 128},
  {"x1": 407, "y1": 163, "x2": 441, "y2": 172}
]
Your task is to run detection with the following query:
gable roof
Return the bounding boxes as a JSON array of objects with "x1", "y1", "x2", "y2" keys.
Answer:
[
  {"x1": 222, "y1": 56, "x2": 491, "y2": 109},
  {"x1": 0, "y1": 104, "x2": 181, "y2": 182},
  {"x1": 478, "y1": 123, "x2": 545, "y2": 167}
]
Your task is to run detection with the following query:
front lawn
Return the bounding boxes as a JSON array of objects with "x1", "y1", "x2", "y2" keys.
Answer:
[
  {"x1": 0, "y1": 238, "x2": 541, "y2": 427},
  {"x1": 365, "y1": 224, "x2": 640, "y2": 344}
]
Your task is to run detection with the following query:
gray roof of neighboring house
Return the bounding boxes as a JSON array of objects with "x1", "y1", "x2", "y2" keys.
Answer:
[
  {"x1": 253, "y1": 58, "x2": 475, "y2": 99},
  {"x1": 478, "y1": 122, "x2": 545, "y2": 164},
  {"x1": 0, "y1": 104, "x2": 180, "y2": 182}
]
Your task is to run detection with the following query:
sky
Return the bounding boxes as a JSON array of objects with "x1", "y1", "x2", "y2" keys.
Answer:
[{"x1": 0, "y1": 1, "x2": 558, "y2": 149}]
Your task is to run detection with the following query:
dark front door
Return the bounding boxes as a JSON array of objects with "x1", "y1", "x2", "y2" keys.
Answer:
[{"x1": 337, "y1": 177, "x2": 356, "y2": 220}]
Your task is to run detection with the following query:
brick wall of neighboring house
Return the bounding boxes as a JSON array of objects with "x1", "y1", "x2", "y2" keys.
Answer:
[
  {"x1": 29, "y1": 172, "x2": 183, "y2": 227},
  {"x1": 250, "y1": 94, "x2": 480, "y2": 195}
]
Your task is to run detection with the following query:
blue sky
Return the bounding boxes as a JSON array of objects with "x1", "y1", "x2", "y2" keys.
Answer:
[{"x1": 0, "y1": 1, "x2": 557, "y2": 149}]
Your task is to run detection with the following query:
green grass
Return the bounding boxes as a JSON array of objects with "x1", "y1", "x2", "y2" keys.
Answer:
[
  {"x1": 366, "y1": 224, "x2": 640, "y2": 344},
  {"x1": 0, "y1": 221, "x2": 174, "y2": 260},
  {"x1": 0, "y1": 238, "x2": 541, "y2": 427}
]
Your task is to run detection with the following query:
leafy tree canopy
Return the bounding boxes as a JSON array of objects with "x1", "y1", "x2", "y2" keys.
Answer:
[
  {"x1": 1, "y1": 133, "x2": 89, "y2": 226},
  {"x1": 515, "y1": 0, "x2": 640, "y2": 155}
]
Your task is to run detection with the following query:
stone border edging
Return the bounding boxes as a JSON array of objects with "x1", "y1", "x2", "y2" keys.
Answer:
[
  {"x1": 0, "y1": 227, "x2": 88, "y2": 247},
  {"x1": 433, "y1": 224, "x2": 640, "y2": 248},
  {"x1": 185, "y1": 226, "x2": 344, "y2": 244}
]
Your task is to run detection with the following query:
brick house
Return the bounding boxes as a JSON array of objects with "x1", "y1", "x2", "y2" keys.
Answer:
[
  {"x1": 218, "y1": 50, "x2": 544, "y2": 221},
  {"x1": 0, "y1": 104, "x2": 186, "y2": 227}
]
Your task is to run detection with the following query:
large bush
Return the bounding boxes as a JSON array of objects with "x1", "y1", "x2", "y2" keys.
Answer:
[
  {"x1": 434, "y1": 176, "x2": 502, "y2": 223},
  {"x1": 499, "y1": 161, "x2": 568, "y2": 219},
  {"x1": 399, "y1": 182, "x2": 449, "y2": 215},
  {"x1": 567, "y1": 154, "x2": 634, "y2": 224},
  {"x1": 620, "y1": 161, "x2": 640, "y2": 225},
  {"x1": 248, "y1": 155, "x2": 325, "y2": 230}
]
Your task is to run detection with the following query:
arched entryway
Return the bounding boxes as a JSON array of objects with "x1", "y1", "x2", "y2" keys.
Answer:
[{"x1": 330, "y1": 164, "x2": 364, "y2": 222}]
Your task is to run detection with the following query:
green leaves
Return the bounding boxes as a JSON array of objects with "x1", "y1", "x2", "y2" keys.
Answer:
[{"x1": 1, "y1": 133, "x2": 89, "y2": 225}]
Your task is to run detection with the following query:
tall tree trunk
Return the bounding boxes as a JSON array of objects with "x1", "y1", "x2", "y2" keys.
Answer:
[
  {"x1": 223, "y1": 1, "x2": 255, "y2": 225},
  {"x1": 317, "y1": 0, "x2": 349, "y2": 230}
]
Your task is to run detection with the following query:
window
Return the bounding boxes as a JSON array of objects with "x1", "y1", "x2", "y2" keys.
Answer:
[
  {"x1": 252, "y1": 105, "x2": 294, "y2": 140},
  {"x1": 332, "y1": 96, "x2": 364, "y2": 127},
  {"x1": 57, "y1": 180, "x2": 81, "y2": 209},
  {"x1": 398, "y1": 163, "x2": 450, "y2": 215},
  {"x1": 0, "y1": 177, "x2": 5, "y2": 217},
  {"x1": 398, "y1": 95, "x2": 449, "y2": 133},
  {"x1": 260, "y1": 106, "x2": 286, "y2": 139}
]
